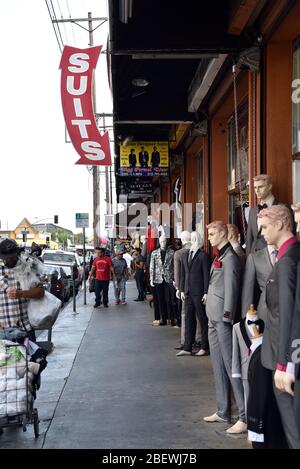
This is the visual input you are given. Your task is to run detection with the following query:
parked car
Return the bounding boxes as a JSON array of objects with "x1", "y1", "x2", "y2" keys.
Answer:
[
  {"x1": 42, "y1": 264, "x2": 71, "y2": 304},
  {"x1": 41, "y1": 250, "x2": 83, "y2": 293}
]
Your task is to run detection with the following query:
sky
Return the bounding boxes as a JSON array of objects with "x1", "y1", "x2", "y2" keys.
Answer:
[{"x1": 0, "y1": 0, "x2": 113, "y2": 239}]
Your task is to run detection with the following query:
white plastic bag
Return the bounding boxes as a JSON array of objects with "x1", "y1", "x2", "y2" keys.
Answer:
[{"x1": 27, "y1": 291, "x2": 61, "y2": 329}]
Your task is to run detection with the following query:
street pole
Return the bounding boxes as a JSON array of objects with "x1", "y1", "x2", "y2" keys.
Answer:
[
  {"x1": 83, "y1": 226, "x2": 87, "y2": 305},
  {"x1": 88, "y1": 12, "x2": 100, "y2": 247}
]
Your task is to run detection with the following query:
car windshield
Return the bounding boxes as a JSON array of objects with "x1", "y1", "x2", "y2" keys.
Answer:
[
  {"x1": 43, "y1": 265, "x2": 60, "y2": 274},
  {"x1": 43, "y1": 253, "x2": 75, "y2": 263}
]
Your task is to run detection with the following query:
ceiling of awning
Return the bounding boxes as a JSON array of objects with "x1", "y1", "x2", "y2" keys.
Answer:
[{"x1": 108, "y1": 0, "x2": 260, "y2": 142}]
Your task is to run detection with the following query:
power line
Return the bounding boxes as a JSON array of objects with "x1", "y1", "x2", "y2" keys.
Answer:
[
  {"x1": 65, "y1": 0, "x2": 76, "y2": 45},
  {"x1": 45, "y1": 0, "x2": 62, "y2": 52},
  {"x1": 49, "y1": 0, "x2": 65, "y2": 49},
  {"x1": 56, "y1": 0, "x2": 69, "y2": 44}
]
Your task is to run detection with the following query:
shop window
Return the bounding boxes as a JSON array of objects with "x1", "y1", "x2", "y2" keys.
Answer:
[
  {"x1": 227, "y1": 102, "x2": 249, "y2": 224},
  {"x1": 292, "y1": 38, "x2": 300, "y2": 202}
]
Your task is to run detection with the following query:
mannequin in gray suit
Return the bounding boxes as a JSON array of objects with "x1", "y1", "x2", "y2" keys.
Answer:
[
  {"x1": 174, "y1": 231, "x2": 191, "y2": 346},
  {"x1": 203, "y1": 221, "x2": 246, "y2": 434},
  {"x1": 258, "y1": 205, "x2": 300, "y2": 448},
  {"x1": 246, "y1": 174, "x2": 279, "y2": 256},
  {"x1": 241, "y1": 244, "x2": 276, "y2": 322}
]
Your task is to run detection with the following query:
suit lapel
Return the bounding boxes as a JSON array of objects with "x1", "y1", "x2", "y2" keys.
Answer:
[{"x1": 240, "y1": 319, "x2": 252, "y2": 350}]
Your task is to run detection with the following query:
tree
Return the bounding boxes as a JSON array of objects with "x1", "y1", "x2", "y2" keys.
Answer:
[
  {"x1": 51, "y1": 229, "x2": 72, "y2": 249},
  {"x1": 74, "y1": 233, "x2": 84, "y2": 244}
]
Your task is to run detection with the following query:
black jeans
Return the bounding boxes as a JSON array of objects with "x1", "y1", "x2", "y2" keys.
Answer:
[{"x1": 95, "y1": 280, "x2": 110, "y2": 306}]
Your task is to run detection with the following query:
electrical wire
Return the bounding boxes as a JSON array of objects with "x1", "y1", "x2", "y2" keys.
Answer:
[
  {"x1": 49, "y1": 0, "x2": 65, "y2": 49},
  {"x1": 45, "y1": 0, "x2": 62, "y2": 52},
  {"x1": 65, "y1": 0, "x2": 77, "y2": 46},
  {"x1": 56, "y1": 0, "x2": 69, "y2": 44}
]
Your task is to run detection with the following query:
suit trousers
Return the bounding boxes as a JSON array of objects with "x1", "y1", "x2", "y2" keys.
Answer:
[
  {"x1": 184, "y1": 295, "x2": 208, "y2": 351},
  {"x1": 135, "y1": 269, "x2": 144, "y2": 300},
  {"x1": 208, "y1": 320, "x2": 245, "y2": 422},
  {"x1": 272, "y1": 372, "x2": 300, "y2": 448},
  {"x1": 154, "y1": 281, "x2": 169, "y2": 322}
]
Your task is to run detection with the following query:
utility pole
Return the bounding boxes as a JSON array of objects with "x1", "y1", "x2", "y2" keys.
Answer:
[{"x1": 87, "y1": 12, "x2": 100, "y2": 247}]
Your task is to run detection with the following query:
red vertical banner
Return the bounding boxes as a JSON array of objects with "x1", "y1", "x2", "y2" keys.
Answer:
[{"x1": 60, "y1": 46, "x2": 111, "y2": 166}]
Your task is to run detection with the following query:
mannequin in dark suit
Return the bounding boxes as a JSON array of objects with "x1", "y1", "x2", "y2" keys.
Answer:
[
  {"x1": 177, "y1": 232, "x2": 210, "y2": 356},
  {"x1": 246, "y1": 174, "x2": 280, "y2": 255},
  {"x1": 138, "y1": 146, "x2": 149, "y2": 167},
  {"x1": 258, "y1": 205, "x2": 300, "y2": 448}
]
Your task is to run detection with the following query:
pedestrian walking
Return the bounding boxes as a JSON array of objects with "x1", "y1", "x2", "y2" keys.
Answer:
[
  {"x1": 112, "y1": 252, "x2": 128, "y2": 305},
  {"x1": 88, "y1": 247, "x2": 114, "y2": 308}
]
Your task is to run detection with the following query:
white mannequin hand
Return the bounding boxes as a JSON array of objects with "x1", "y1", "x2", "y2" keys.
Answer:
[
  {"x1": 150, "y1": 281, "x2": 154, "y2": 288},
  {"x1": 180, "y1": 292, "x2": 185, "y2": 302},
  {"x1": 202, "y1": 294, "x2": 207, "y2": 304},
  {"x1": 176, "y1": 289, "x2": 181, "y2": 300},
  {"x1": 283, "y1": 372, "x2": 295, "y2": 396},
  {"x1": 274, "y1": 369, "x2": 286, "y2": 391}
]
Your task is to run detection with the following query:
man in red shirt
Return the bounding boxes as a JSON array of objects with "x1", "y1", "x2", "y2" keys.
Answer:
[{"x1": 88, "y1": 247, "x2": 113, "y2": 308}]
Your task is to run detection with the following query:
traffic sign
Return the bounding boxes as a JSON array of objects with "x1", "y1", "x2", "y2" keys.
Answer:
[{"x1": 75, "y1": 213, "x2": 89, "y2": 228}]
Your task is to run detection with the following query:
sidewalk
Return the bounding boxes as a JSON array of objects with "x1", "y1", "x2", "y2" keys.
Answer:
[{"x1": 0, "y1": 281, "x2": 248, "y2": 449}]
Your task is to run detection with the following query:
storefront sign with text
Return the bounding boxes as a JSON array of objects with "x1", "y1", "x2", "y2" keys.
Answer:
[{"x1": 60, "y1": 46, "x2": 111, "y2": 166}]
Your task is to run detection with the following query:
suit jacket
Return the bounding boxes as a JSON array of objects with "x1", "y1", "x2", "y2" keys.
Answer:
[
  {"x1": 232, "y1": 319, "x2": 254, "y2": 379},
  {"x1": 138, "y1": 151, "x2": 149, "y2": 166},
  {"x1": 242, "y1": 247, "x2": 273, "y2": 321},
  {"x1": 129, "y1": 154, "x2": 136, "y2": 166},
  {"x1": 151, "y1": 151, "x2": 160, "y2": 166},
  {"x1": 149, "y1": 247, "x2": 174, "y2": 285},
  {"x1": 261, "y1": 242, "x2": 300, "y2": 371},
  {"x1": 246, "y1": 199, "x2": 279, "y2": 256},
  {"x1": 180, "y1": 249, "x2": 211, "y2": 297},
  {"x1": 173, "y1": 243, "x2": 191, "y2": 291},
  {"x1": 206, "y1": 245, "x2": 241, "y2": 323},
  {"x1": 288, "y1": 261, "x2": 300, "y2": 379}
]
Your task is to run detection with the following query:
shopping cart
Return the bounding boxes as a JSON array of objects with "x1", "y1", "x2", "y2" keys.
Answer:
[{"x1": 0, "y1": 342, "x2": 39, "y2": 437}]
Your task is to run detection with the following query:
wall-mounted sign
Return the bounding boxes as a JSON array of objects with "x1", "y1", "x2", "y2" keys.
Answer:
[
  {"x1": 119, "y1": 141, "x2": 168, "y2": 176},
  {"x1": 60, "y1": 46, "x2": 111, "y2": 166}
]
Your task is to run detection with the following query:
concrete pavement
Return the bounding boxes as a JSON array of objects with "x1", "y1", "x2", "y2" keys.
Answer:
[{"x1": 0, "y1": 280, "x2": 248, "y2": 449}]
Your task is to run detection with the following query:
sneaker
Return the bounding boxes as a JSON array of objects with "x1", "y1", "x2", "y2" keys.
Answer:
[
  {"x1": 115, "y1": 300, "x2": 120, "y2": 305},
  {"x1": 121, "y1": 301, "x2": 127, "y2": 305},
  {"x1": 176, "y1": 350, "x2": 192, "y2": 357},
  {"x1": 203, "y1": 413, "x2": 228, "y2": 423},
  {"x1": 226, "y1": 421, "x2": 247, "y2": 434},
  {"x1": 103, "y1": 304, "x2": 108, "y2": 308},
  {"x1": 195, "y1": 349, "x2": 209, "y2": 356},
  {"x1": 152, "y1": 320, "x2": 160, "y2": 326},
  {"x1": 94, "y1": 304, "x2": 100, "y2": 308}
]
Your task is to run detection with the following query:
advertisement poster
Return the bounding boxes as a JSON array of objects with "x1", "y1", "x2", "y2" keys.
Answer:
[{"x1": 119, "y1": 141, "x2": 169, "y2": 176}]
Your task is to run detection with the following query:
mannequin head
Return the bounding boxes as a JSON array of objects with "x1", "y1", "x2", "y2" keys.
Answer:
[
  {"x1": 190, "y1": 231, "x2": 203, "y2": 250},
  {"x1": 180, "y1": 230, "x2": 191, "y2": 247},
  {"x1": 292, "y1": 202, "x2": 300, "y2": 233},
  {"x1": 207, "y1": 221, "x2": 228, "y2": 249},
  {"x1": 258, "y1": 205, "x2": 294, "y2": 248},
  {"x1": 253, "y1": 174, "x2": 273, "y2": 202},
  {"x1": 159, "y1": 235, "x2": 167, "y2": 250},
  {"x1": 227, "y1": 224, "x2": 240, "y2": 244},
  {"x1": 140, "y1": 235, "x2": 146, "y2": 244}
]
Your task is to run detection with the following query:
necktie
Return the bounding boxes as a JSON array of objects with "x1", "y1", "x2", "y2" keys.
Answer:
[
  {"x1": 188, "y1": 250, "x2": 193, "y2": 267},
  {"x1": 270, "y1": 249, "x2": 278, "y2": 266},
  {"x1": 258, "y1": 203, "x2": 268, "y2": 212}
]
